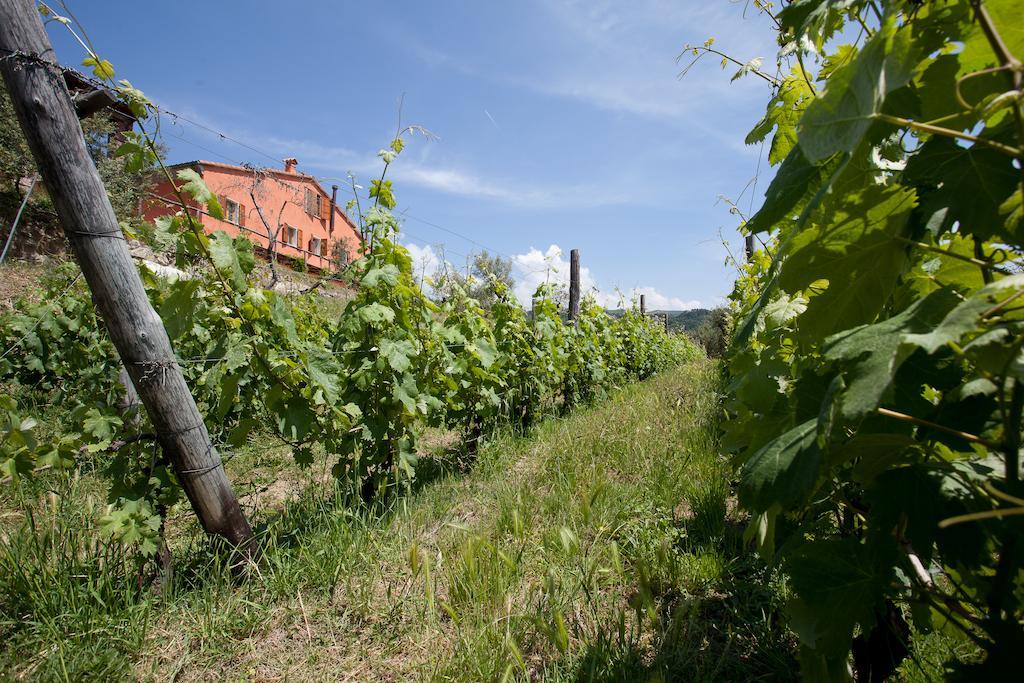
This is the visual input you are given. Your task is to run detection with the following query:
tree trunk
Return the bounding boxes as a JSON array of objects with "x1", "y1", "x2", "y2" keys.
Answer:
[{"x1": 0, "y1": 0, "x2": 257, "y2": 562}]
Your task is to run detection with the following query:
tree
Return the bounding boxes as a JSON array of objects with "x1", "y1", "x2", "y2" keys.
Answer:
[
  {"x1": 1, "y1": 78, "x2": 155, "y2": 223},
  {"x1": 433, "y1": 250, "x2": 515, "y2": 311},
  {"x1": 0, "y1": 80, "x2": 33, "y2": 194},
  {"x1": 692, "y1": 307, "x2": 729, "y2": 358}
]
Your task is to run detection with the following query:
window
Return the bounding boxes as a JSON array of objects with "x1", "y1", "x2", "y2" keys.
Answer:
[
  {"x1": 309, "y1": 237, "x2": 322, "y2": 256},
  {"x1": 286, "y1": 226, "x2": 299, "y2": 248},
  {"x1": 304, "y1": 188, "x2": 323, "y2": 218},
  {"x1": 224, "y1": 198, "x2": 240, "y2": 224}
]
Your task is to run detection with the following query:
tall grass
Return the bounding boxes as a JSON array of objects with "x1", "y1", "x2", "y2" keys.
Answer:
[{"x1": 1, "y1": 360, "x2": 802, "y2": 681}]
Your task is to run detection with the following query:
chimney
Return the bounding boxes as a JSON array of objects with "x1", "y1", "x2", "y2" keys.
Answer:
[
  {"x1": 283, "y1": 157, "x2": 298, "y2": 173},
  {"x1": 329, "y1": 184, "x2": 338, "y2": 235}
]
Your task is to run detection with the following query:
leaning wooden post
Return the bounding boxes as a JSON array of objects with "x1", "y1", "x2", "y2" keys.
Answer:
[
  {"x1": 568, "y1": 248, "x2": 580, "y2": 321},
  {"x1": 640, "y1": 294, "x2": 647, "y2": 316},
  {"x1": 0, "y1": 0, "x2": 257, "y2": 561},
  {"x1": 745, "y1": 234, "x2": 755, "y2": 261}
]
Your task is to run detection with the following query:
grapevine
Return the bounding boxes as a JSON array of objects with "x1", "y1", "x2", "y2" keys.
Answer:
[{"x1": 706, "y1": 0, "x2": 1024, "y2": 677}]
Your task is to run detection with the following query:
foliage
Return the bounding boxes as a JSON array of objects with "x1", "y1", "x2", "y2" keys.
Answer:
[
  {"x1": 432, "y1": 250, "x2": 516, "y2": 312},
  {"x1": 0, "y1": 79, "x2": 156, "y2": 224},
  {"x1": 710, "y1": 0, "x2": 1024, "y2": 678},
  {"x1": 692, "y1": 307, "x2": 730, "y2": 358}
]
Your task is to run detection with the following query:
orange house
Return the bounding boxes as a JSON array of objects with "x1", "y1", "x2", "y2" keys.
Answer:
[{"x1": 142, "y1": 157, "x2": 362, "y2": 273}]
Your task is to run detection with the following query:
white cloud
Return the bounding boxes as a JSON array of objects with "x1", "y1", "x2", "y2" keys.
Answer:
[
  {"x1": 403, "y1": 242, "x2": 444, "y2": 293},
  {"x1": 511, "y1": 243, "x2": 700, "y2": 310}
]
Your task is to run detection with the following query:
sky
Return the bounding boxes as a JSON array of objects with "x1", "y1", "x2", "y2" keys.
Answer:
[{"x1": 47, "y1": 0, "x2": 782, "y2": 310}]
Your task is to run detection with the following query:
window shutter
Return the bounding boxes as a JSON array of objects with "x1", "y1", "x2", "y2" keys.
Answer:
[
  {"x1": 297, "y1": 229, "x2": 303, "y2": 250},
  {"x1": 238, "y1": 203, "x2": 246, "y2": 228}
]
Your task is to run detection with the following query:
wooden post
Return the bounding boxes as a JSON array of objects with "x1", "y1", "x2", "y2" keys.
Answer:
[
  {"x1": 745, "y1": 234, "x2": 755, "y2": 261},
  {"x1": 640, "y1": 294, "x2": 646, "y2": 316},
  {"x1": 0, "y1": 0, "x2": 257, "y2": 560},
  {"x1": 568, "y1": 248, "x2": 580, "y2": 321}
]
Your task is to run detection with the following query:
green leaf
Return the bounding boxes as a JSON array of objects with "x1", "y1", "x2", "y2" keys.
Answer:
[
  {"x1": 362, "y1": 264, "x2": 401, "y2": 288},
  {"x1": 904, "y1": 137, "x2": 1019, "y2": 242},
  {"x1": 304, "y1": 348, "x2": 341, "y2": 404},
  {"x1": 785, "y1": 537, "x2": 896, "y2": 656},
  {"x1": 393, "y1": 376, "x2": 421, "y2": 413},
  {"x1": 762, "y1": 293, "x2": 807, "y2": 331},
  {"x1": 208, "y1": 232, "x2": 255, "y2": 292},
  {"x1": 357, "y1": 303, "x2": 396, "y2": 325},
  {"x1": 176, "y1": 168, "x2": 223, "y2": 219},
  {"x1": 904, "y1": 275, "x2": 1024, "y2": 354},
  {"x1": 797, "y1": 17, "x2": 917, "y2": 163},
  {"x1": 379, "y1": 338, "x2": 415, "y2": 373},
  {"x1": 781, "y1": 183, "x2": 917, "y2": 340},
  {"x1": 746, "y1": 66, "x2": 814, "y2": 165},
  {"x1": 745, "y1": 146, "x2": 821, "y2": 235},
  {"x1": 471, "y1": 338, "x2": 498, "y2": 368},
  {"x1": 823, "y1": 287, "x2": 961, "y2": 422},
  {"x1": 370, "y1": 179, "x2": 396, "y2": 209},
  {"x1": 81, "y1": 56, "x2": 115, "y2": 80},
  {"x1": 865, "y1": 465, "x2": 951, "y2": 564},
  {"x1": 740, "y1": 419, "x2": 821, "y2": 512},
  {"x1": 278, "y1": 396, "x2": 315, "y2": 441}
]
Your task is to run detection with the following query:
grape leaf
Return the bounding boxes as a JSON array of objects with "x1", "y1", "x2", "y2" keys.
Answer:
[
  {"x1": 208, "y1": 232, "x2": 254, "y2": 292},
  {"x1": 781, "y1": 183, "x2": 917, "y2": 340},
  {"x1": 176, "y1": 168, "x2": 223, "y2": 219},
  {"x1": 904, "y1": 275, "x2": 1024, "y2": 353},
  {"x1": 785, "y1": 537, "x2": 897, "y2": 656},
  {"x1": 823, "y1": 287, "x2": 961, "y2": 422},
  {"x1": 798, "y1": 17, "x2": 917, "y2": 163},
  {"x1": 745, "y1": 147, "x2": 821, "y2": 235},
  {"x1": 904, "y1": 137, "x2": 1019, "y2": 242},
  {"x1": 362, "y1": 265, "x2": 401, "y2": 288},
  {"x1": 740, "y1": 418, "x2": 821, "y2": 512},
  {"x1": 277, "y1": 396, "x2": 315, "y2": 441},
  {"x1": 746, "y1": 66, "x2": 814, "y2": 165},
  {"x1": 379, "y1": 338, "x2": 416, "y2": 373}
]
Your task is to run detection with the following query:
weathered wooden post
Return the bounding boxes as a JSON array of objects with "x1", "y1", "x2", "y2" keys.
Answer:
[
  {"x1": 568, "y1": 248, "x2": 580, "y2": 321},
  {"x1": 745, "y1": 234, "x2": 755, "y2": 261},
  {"x1": 0, "y1": 0, "x2": 257, "y2": 560},
  {"x1": 640, "y1": 294, "x2": 647, "y2": 316}
]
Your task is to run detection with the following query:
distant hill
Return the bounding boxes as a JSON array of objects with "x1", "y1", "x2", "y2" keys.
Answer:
[{"x1": 604, "y1": 308, "x2": 713, "y2": 334}]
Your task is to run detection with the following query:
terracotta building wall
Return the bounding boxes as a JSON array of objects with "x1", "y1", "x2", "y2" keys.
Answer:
[{"x1": 141, "y1": 160, "x2": 362, "y2": 273}]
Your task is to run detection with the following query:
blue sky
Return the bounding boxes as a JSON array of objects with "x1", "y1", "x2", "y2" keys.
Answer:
[{"x1": 48, "y1": 1, "x2": 781, "y2": 309}]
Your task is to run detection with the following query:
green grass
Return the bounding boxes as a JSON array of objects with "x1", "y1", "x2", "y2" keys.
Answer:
[{"x1": 1, "y1": 360, "x2": 801, "y2": 681}]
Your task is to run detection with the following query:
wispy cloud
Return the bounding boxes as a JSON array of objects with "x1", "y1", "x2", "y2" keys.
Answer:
[
  {"x1": 393, "y1": 0, "x2": 779, "y2": 123},
  {"x1": 391, "y1": 164, "x2": 629, "y2": 209},
  {"x1": 156, "y1": 112, "x2": 629, "y2": 209}
]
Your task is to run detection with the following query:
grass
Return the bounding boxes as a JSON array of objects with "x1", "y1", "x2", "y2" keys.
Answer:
[{"x1": 0, "y1": 360, "x2": 802, "y2": 681}]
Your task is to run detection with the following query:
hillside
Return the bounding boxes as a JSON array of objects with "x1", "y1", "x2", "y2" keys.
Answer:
[{"x1": 605, "y1": 307, "x2": 713, "y2": 334}]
